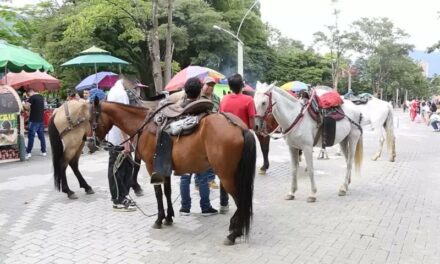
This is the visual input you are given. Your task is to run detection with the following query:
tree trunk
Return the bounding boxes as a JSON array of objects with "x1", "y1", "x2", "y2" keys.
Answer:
[
  {"x1": 149, "y1": 0, "x2": 163, "y2": 93},
  {"x1": 164, "y1": 0, "x2": 174, "y2": 86}
]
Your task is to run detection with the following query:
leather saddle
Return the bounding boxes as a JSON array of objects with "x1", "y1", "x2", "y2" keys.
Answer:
[
  {"x1": 162, "y1": 99, "x2": 213, "y2": 118},
  {"x1": 308, "y1": 93, "x2": 345, "y2": 147},
  {"x1": 344, "y1": 93, "x2": 372, "y2": 105}
]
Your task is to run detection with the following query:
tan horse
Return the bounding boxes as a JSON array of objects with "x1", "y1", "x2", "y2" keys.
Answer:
[
  {"x1": 48, "y1": 100, "x2": 95, "y2": 199},
  {"x1": 90, "y1": 100, "x2": 256, "y2": 245}
]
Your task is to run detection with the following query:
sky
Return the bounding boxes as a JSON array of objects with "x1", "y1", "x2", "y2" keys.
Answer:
[
  {"x1": 10, "y1": 0, "x2": 440, "y2": 51},
  {"x1": 259, "y1": 0, "x2": 440, "y2": 51}
]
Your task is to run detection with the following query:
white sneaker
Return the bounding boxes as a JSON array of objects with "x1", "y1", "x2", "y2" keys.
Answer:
[
  {"x1": 40, "y1": 152, "x2": 47, "y2": 157},
  {"x1": 25, "y1": 153, "x2": 31, "y2": 160}
]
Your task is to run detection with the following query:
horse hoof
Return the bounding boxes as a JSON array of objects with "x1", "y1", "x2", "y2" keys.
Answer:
[
  {"x1": 152, "y1": 223, "x2": 162, "y2": 229},
  {"x1": 389, "y1": 158, "x2": 395, "y2": 162},
  {"x1": 284, "y1": 194, "x2": 295, "y2": 200},
  {"x1": 258, "y1": 169, "x2": 267, "y2": 175},
  {"x1": 134, "y1": 189, "x2": 144, "y2": 196},
  {"x1": 223, "y1": 238, "x2": 235, "y2": 246},
  {"x1": 307, "y1": 196, "x2": 316, "y2": 203},
  {"x1": 86, "y1": 188, "x2": 95, "y2": 195},
  {"x1": 164, "y1": 219, "x2": 173, "y2": 226},
  {"x1": 338, "y1": 190, "x2": 347, "y2": 196},
  {"x1": 68, "y1": 193, "x2": 78, "y2": 200}
]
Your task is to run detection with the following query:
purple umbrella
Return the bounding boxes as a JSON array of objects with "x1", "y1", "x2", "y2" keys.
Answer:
[{"x1": 75, "y1": 71, "x2": 118, "y2": 91}]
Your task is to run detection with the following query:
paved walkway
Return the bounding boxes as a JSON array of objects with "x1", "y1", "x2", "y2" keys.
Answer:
[{"x1": 0, "y1": 110, "x2": 439, "y2": 264}]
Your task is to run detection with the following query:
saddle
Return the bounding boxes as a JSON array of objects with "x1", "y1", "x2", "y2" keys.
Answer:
[
  {"x1": 308, "y1": 91, "x2": 345, "y2": 147},
  {"x1": 150, "y1": 99, "x2": 213, "y2": 184},
  {"x1": 344, "y1": 93, "x2": 372, "y2": 105}
]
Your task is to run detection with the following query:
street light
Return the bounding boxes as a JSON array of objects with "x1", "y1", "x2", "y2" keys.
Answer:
[{"x1": 213, "y1": 0, "x2": 260, "y2": 77}]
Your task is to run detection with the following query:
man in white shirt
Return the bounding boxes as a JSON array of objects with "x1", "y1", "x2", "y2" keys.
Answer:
[{"x1": 106, "y1": 79, "x2": 136, "y2": 212}]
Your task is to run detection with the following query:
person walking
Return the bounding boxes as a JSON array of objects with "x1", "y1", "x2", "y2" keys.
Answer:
[
  {"x1": 23, "y1": 88, "x2": 46, "y2": 159},
  {"x1": 218, "y1": 73, "x2": 257, "y2": 214},
  {"x1": 106, "y1": 78, "x2": 136, "y2": 212},
  {"x1": 179, "y1": 77, "x2": 218, "y2": 216}
]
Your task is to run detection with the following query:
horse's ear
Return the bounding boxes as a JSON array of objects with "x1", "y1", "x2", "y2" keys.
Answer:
[
  {"x1": 93, "y1": 95, "x2": 99, "y2": 107},
  {"x1": 256, "y1": 81, "x2": 262, "y2": 90}
]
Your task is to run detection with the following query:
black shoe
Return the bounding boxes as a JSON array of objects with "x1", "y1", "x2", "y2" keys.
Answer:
[
  {"x1": 134, "y1": 187, "x2": 144, "y2": 197},
  {"x1": 113, "y1": 198, "x2": 136, "y2": 212},
  {"x1": 179, "y1": 208, "x2": 190, "y2": 216},
  {"x1": 202, "y1": 207, "x2": 218, "y2": 216}
]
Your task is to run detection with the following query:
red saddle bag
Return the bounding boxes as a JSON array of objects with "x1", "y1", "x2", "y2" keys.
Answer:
[{"x1": 317, "y1": 91, "x2": 343, "y2": 109}]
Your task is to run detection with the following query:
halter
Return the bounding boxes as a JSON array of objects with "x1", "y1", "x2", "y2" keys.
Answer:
[{"x1": 258, "y1": 90, "x2": 312, "y2": 136}]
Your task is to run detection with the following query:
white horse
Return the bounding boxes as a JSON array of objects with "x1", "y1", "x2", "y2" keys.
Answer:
[
  {"x1": 353, "y1": 97, "x2": 396, "y2": 162},
  {"x1": 254, "y1": 82, "x2": 363, "y2": 202}
]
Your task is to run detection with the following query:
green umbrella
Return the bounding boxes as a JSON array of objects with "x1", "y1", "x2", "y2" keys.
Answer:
[
  {"x1": 0, "y1": 42, "x2": 54, "y2": 73},
  {"x1": 61, "y1": 46, "x2": 130, "y2": 73}
]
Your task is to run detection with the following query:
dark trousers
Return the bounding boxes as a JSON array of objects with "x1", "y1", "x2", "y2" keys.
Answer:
[{"x1": 108, "y1": 150, "x2": 133, "y2": 203}]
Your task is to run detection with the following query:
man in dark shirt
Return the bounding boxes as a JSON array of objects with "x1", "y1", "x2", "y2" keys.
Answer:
[{"x1": 23, "y1": 88, "x2": 46, "y2": 159}]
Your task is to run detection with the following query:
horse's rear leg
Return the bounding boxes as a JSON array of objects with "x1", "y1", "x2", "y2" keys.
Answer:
[
  {"x1": 285, "y1": 147, "x2": 299, "y2": 200},
  {"x1": 257, "y1": 135, "x2": 270, "y2": 175},
  {"x1": 152, "y1": 185, "x2": 166, "y2": 229},
  {"x1": 372, "y1": 127, "x2": 385, "y2": 161},
  {"x1": 69, "y1": 155, "x2": 94, "y2": 195},
  {"x1": 339, "y1": 136, "x2": 357, "y2": 196},
  {"x1": 163, "y1": 177, "x2": 174, "y2": 226}
]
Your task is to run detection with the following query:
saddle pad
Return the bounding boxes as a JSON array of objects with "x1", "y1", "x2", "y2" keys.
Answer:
[
  {"x1": 317, "y1": 91, "x2": 343, "y2": 109},
  {"x1": 162, "y1": 99, "x2": 213, "y2": 118}
]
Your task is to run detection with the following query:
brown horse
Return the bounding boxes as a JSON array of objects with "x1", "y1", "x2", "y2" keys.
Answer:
[{"x1": 90, "y1": 100, "x2": 256, "y2": 245}]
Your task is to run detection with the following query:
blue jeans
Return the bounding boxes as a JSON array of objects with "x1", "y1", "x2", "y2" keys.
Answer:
[
  {"x1": 194, "y1": 168, "x2": 216, "y2": 186},
  {"x1": 26, "y1": 122, "x2": 46, "y2": 154},
  {"x1": 432, "y1": 121, "x2": 440, "y2": 130},
  {"x1": 180, "y1": 172, "x2": 212, "y2": 211}
]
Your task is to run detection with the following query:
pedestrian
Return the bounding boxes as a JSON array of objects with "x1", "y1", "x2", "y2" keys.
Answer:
[
  {"x1": 23, "y1": 88, "x2": 47, "y2": 159},
  {"x1": 410, "y1": 99, "x2": 418, "y2": 121},
  {"x1": 218, "y1": 73, "x2": 257, "y2": 213},
  {"x1": 194, "y1": 77, "x2": 221, "y2": 190},
  {"x1": 179, "y1": 77, "x2": 218, "y2": 216},
  {"x1": 106, "y1": 78, "x2": 137, "y2": 212},
  {"x1": 429, "y1": 110, "x2": 440, "y2": 131}
]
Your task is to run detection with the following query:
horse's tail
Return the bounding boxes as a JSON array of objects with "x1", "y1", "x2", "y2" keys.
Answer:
[
  {"x1": 48, "y1": 114, "x2": 64, "y2": 192},
  {"x1": 354, "y1": 134, "x2": 363, "y2": 176},
  {"x1": 385, "y1": 105, "x2": 396, "y2": 161},
  {"x1": 235, "y1": 129, "x2": 256, "y2": 238}
]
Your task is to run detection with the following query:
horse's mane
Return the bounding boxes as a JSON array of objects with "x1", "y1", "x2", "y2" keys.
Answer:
[{"x1": 274, "y1": 87, "x2": 299, "y2": 103}]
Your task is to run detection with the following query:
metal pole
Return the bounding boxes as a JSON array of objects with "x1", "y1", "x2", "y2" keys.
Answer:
[{"x1": 237, "y1": 42, "x2": 244, "y2": 77}]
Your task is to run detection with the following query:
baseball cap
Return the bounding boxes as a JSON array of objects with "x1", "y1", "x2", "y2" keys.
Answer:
[{"x1": 203, "y1": 77, "x2": 216, "y2": 85}]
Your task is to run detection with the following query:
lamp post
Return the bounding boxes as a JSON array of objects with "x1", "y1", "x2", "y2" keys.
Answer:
[{"x1": 213, "y1": 0, "x2": 260, "y2": 77}]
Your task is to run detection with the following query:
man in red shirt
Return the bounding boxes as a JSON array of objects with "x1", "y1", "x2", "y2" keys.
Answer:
[{"x1": 219, "y1": 74, "x2": 256, "y2": 129}]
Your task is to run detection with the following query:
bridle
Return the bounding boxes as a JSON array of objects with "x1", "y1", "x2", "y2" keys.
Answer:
[
  {"x1": 256, "y1": 90, "x2": 311, "y2": 137},
  {"x1": 255, "y1": 91, "x2": 281, "y2": 137},
  {"x1": 88, "y1": 101, "x2": 104, "y2": 150}
]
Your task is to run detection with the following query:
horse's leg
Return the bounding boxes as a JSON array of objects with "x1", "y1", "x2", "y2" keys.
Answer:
[
  {"x1": 60, "y1": 162, "x2": 77, "y2": 199},
  {"x1": 163, "y1": 176, "x2": 174, "y2": 226},
  {"x1": 303, "y1": 147, "x2": 317, "y2": 203},
  {"x1": 257, "y1": 134, "x2": 270, "y2": 175},
  {"x1": 371, "y1": 127, "x2": 385, "y2": 161},
  {"x1": 69, "y1": 149, "x2": 94, "y2": 195},
  {"x1": 339, "y1": 135, "x2": 357, "y2": 196},
  {"x1": 317, "y1": 147, "x2": 329, "y2": 160},
  {"x1": 131, "y1": 154, "x2": 144, "y2": 196},
  {"x1": 285, "y1": 147, "x2": 299, "y2": 200},
  {"x1": 152, "y1": 185, "x2": 166, "y2": 229}
]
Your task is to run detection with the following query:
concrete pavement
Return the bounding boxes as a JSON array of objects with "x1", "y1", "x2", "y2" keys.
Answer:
[{"x1": 0, "y1": 109, "x2": 439, "y2": 264}]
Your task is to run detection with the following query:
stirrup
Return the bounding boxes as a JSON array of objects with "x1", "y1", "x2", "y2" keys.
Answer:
[{"x1": 150, "y1": 172, "x2": 165, "y2": 185}]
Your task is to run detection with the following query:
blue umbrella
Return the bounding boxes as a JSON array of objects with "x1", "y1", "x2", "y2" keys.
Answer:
[{"x1": 75, "y1": 71, "x2": 118, "y2": 91}]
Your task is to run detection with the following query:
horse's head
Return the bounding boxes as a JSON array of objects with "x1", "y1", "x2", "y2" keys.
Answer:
[
  {"x1": 89, "y1": 97, "x2": 112, "y2": 147},
  {"x1": 254, "y1": 81, "x2": 276, "y2": 133}
]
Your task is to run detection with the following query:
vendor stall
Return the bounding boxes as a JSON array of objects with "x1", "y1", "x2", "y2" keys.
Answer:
[{"x1": 0, "y1": 85, "x2": 25, "y2": 163}]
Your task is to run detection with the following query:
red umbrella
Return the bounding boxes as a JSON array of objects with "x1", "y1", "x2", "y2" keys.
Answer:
[
  {"x1": 1, "y1": 71, "x2": 60, "y2": 91},
  {"x1": 165, "y1": 66, "x2": 225, "y2": 91}
]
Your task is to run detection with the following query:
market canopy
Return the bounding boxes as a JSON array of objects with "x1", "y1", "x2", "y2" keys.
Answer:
[
  {"x1": 0, "y1": 42, "x2": 54, "y2": 73},
  {"x1": 75, "y1": 71, "x2": 118, "y2": 91},
  {"x1": 165, "y1": 66, "x2": 225, "y2": 91},
  {"x1": 1, "y1": 71, "x2": 60, "y2": 91},
  {"x1": 61, "y1": 46, "x2": 130, "y2": 69}
]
